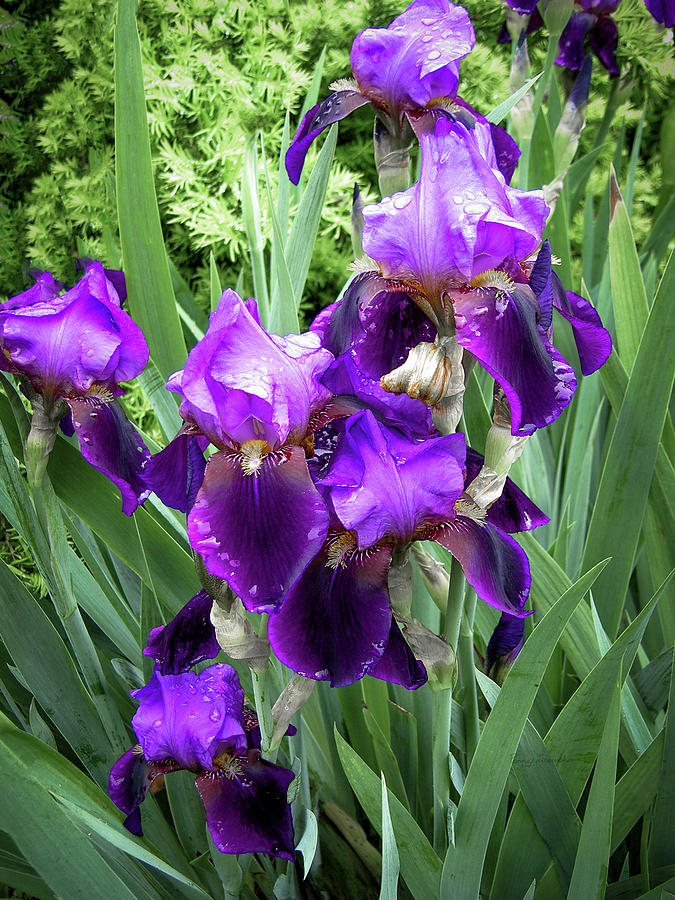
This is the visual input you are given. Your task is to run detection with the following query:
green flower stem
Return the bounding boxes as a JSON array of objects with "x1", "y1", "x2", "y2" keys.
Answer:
[
  {"x1": 458, "y1": 588, "x2": 480, "y2": 767},
  {"x1": 444, "y1": 557, "x2": 465, "y2": 650}
]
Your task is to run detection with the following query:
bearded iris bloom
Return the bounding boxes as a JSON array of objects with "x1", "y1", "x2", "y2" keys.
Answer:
[
  {"x1": 0, "y1": 262, "x2": 150, "y2": 513},
  {"x1": 267, "y1": 410, "x2": 546, "y2": 687},
  {"x1": 109, "y1": 664, "x2": 295, "y2": 858},
  {"x1": 145, "y1": 289, "x2": 340, "y2": 613}
]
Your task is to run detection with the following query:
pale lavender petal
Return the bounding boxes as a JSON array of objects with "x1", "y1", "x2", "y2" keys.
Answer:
[
  {"x1": 431, "y1": 518, "x2": 531, "y2": 615},
  {"x1": 66, "y1": 397, "x2": 150, "y2": 515},
  {"x1": 350, "y1": 0, "x2": 475, "y2": 114},
  {"x1": 187, "y1": 446, "x2": 329, "y2": 613},
  {"x1": 196, "y1": 750, "x2": 295, "y2": 859},
  {"x1": 369, "y1": 618, "x2": 427, "y2": 689},
  {"x1": 144, "y1": 430, "x2": 208, "y2": 513},
  {"x1": 268, "y1": 541, "x2": 393, "y2": 687},
  {"x1": 286, "y1": 92, "x2": 370, "y2": 185},
  {"x1": 319, "y1": 409, "x2": 465, "y2": 545},
  {"x1": 130, "y1": 665, "x2": 246, "y2": 771},
  {"x1": 143, "y1": 590, "x2": 219, "y2": 675},
  {"x1": 451, "y1": 284, "x2": 577, "y2": 435}
]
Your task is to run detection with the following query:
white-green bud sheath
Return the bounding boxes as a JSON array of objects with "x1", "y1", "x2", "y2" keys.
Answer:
[
  {"x1": 373, "y1": 115, "x2": 414, "y2": 198},
  {"x1": 210, "y1": 596, "x2": 270, "y2": 673},
  {"x1": 539, "y1": 0, "x2": 573, "y2": 36},
  {"x1": 509, "y1": 34, "x2": 533, "y2": 146},
  {"x1": 380, "y1": 335, "x2": 465, "y2": 435},
  {"x1": 411, "y1": 544, "x2": 450, "y2": 612},
  {"x1": 399, "y1": 616, "x2": 457, "y2": 691},
  {"x1": 270, "y1": 674, "x2": 315, "y2": 749},
  {"x1": 388, "y1": 548, "x2": 414, "y2": 617},
  {"x1": 24, "y1": 395, "x2": 69, "y2": 489}
]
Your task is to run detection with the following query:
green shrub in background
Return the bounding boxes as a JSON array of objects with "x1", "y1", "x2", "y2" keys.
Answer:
[{"x1": 1, "y1": 0, "x2": 673, "y2": 318}]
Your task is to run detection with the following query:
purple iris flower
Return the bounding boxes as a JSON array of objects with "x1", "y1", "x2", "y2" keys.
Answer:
[
  {"x1": 285, "y1": 0, "x2": 476, "y2": 184},
  {"x1": 143, "y1": 589, "x2": 221, "y2": 675},
  {"x1": 267, "y1": 410, "x2": 546, "y2": 687},
  {"x1": 357, "y1": 117, "x2": 610, "y2": 434},
  {"x1": 0, "y1": 262, "x2": 150, "y2": 513},
  {"x1": 645, "y1": 0, "x2": 675, "y2": 25},
  {"x1": 109, "y1": 664, "x2": 295, "y2": 858},
  {"x1": 145, "y1": 288, "x2": 339, "y2": 614}
]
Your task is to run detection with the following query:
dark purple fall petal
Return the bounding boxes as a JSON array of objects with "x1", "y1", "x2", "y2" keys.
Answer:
[
  {"x1": 588, "y1": 14, "x2": 619, "y2": 75},
  {"x1": 451, "y1": 284, "x2": 577, "y2": 436},
  {"x1": 109, "y1": 748, "x2": 182, "y2": 836},
  {"x1": 285, "y1": 91, "x2": 370, "y2": 185},
  {"x1": 368, "y1": 617, "x2": 427, "y2": 689},
  {"x1": 319, "y1": 409, "x2": 465, "y2": 546},
  {"x1": 187, "y1": 446, "x2": 329, "y2": 613},
  {"x1": 645, "y1": 0, "x2": 675, "y2": 26},
  {"x1": 431, "y1": 518, "x2": 531, "y2": 616},
  {"x1": 485, "y1": 612, "x2": 527, "y2": 679},
  {"x1": 267, "y1": 542, "x2": 393, "y2": 687},
  {"x1": 464, "y1": 447, "x2": 549, "y2": 532},
  {"x1": 66, "y1": 397, "x2": 150, "y2": 515},
  {"x1": 556, "y1": 13, "x2": 594, "y2": 71},
  {"x1": 143, "y1": 590, "x2": 220, "y2": 675},
  {"x1": 196, "y1": 749, "x2": 295, "y2": 859},
  {"x1": 550, "y1": 274, "x2": 612, "y2": 375},
  {"x1": 528, "y1": 240, "x2": 554, "y2": 331},
  {"x1": 130, "y1": 666, "x2": 246, "y2": 772},
  {"x1": 144, "y1": 429, "x2": 207, "y2": 513},
  {"x1": 504, "y1": 0, "x2": 540, "y2": 13}
]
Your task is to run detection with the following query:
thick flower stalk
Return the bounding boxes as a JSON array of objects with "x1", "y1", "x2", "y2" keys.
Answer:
[
  {"x1": 109, "y1": 664, "x2": 295, "y2": 858},
  {"x1": 145, "y1": 288, "x2": 340, "y2": 613},
  {"x1": 0, "y1": 262, "x2": 150, "y2": 512},
  {"x1": 267, "y1": 410, "x2": 547, "y2": 687}
]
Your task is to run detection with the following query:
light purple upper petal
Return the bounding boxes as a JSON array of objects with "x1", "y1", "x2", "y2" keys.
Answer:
[
  {"x1": 451, "y1": 283, "x2": 577, "y2": 435},
  {"x1": 362, "y1": 118, "x2": 547, "y2": 292},
  {"x1": 169, "y1": 289, "x2": 333, "y2": 450},
  {"x1": 0, "y1": 263, "x2": 148, "y2": 397},
  {"x1": 130, "y1": 665, "x2": 246, "y2": 771},
  {"x1": 319, "y1": 409, "x2": 465, "y2": 546},
  {"x1": 350, "y1": 0, "x2": 475, "y2": 115},
  {"x1": 143, "y1": 590, "x2": 220, "y2": 676}
]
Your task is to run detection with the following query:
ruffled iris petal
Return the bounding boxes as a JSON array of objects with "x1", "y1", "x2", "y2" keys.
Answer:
[
  {"x1": 144, "y1": 430, "x2": 207, "y2": 513},
  {"x1": 66, "y1": 397, "x2": 150, "y2": 515},
  {"x1": 550, "y1": 273, "x2": 612, "y2": 375},
  {"x1": 431, "y1": 518, "x2": 531, "y2": 616},
  {"x1": 369, "y1": 618, "x2": 427, "y2": 689},
  {"x1": 130, "y1": 665, "x2": 246, "y2": 772},
  {"x1": 267, "y1": 543, "x2": 393, "y2": 687},
  {"x1": 187, "y1": 446, "x2": 329, "y2": 613},
  {"x1": 196, "y1": 749, "x2": 295, "y2": 859},
  {"x1": 320, "y1": 409, "x2": 465, "y2": 546},
  {"x1": 285, "y1": 91, "x2": 370, "y2": 185},
  {"x1": 143, "y1": 590, "x2": 220, "y2": 675},
  {"x1": 452, "y1": 284, "x2": 577, "y2": 435}
]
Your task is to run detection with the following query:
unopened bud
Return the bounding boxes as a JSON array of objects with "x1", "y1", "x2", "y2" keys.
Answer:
[
  {"x1": 24, "y1": 395, "x2": 69, "y2": 488},
  {"x1": 351, "y1": 184, "x2": 366, "y2": 258},
  {"x1": 411, "y1": 544, "x2": 450, "y2": 612},
  {"x1": 194, "y1": 552, "x2": 235, "y2": 613},
  {"x1": 399, "y1": 616, "x2": 457, "y2": 691},
  {"x1": 509, "y1": 33, "x2": 533, "y2": 143},
  {"x1": 374, "y1": 115, "x2": 414, "y2": 197},
  {"x1": 270, "y1": 674, "x2": 315, "y2": 748},
  {"x1": 553, "y1": 55, "x2": 592, "y2": 177},
  {"x1": 540, "y1": 0, "x2": 573, "y2": 36},
  {"x1": 210, "y1": 597, "x2": 270, "y2": 672},
  {"x1": 388, "y1": 548, "x2": 413, "y2": 617},
  {"x1": 467, "y1": 386, "x2": 528, "y2": 508}
]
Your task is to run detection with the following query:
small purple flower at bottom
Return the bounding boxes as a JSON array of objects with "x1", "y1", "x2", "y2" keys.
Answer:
[{"x1": 109, "y1": 664, "x2": 295, "y2": 859}]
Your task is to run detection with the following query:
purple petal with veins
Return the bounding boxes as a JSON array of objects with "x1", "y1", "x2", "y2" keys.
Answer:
[{"x1": 143, "y1": 590, "x2": 219, "y2": 675}]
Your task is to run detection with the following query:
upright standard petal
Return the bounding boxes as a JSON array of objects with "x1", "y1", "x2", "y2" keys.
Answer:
[
  {"x1": 66, "y1": 396, "x2": 150, "y2": 515},
  {"x1": 196, "y1": 750, "x2": 295, "y2": 859},
  {"x1": 430, "y1": 518, "x2": 531, "y2": 615},
  {"x1": 267, "y1": 541, "x2": 394, "y2": 687},
  {"x1": 130, "y1": 665, "x2": 246, "y2": 772},
  {"x1": 451, "y1": 283, "x2": 576, "y2": 435},
  {"x1": 187, "y1": 446, "x2": 329, "y2": 613},
  {"x1": 350, "y1": 0, "x2": 475, "y2": 114},
  {"x1": 319, "y1": 409, "x2": 465, "y2": 546},
  {"x1": 143, "y1": 590, "x2": 220, "y2": 675}
]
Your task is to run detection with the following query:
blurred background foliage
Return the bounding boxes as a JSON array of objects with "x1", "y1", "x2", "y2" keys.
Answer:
[{"x1": 1, "y1": 0, "x2": 673, "y2": 318}]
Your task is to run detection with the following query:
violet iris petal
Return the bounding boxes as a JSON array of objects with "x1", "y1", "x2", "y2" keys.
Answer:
[
  {"x1": 504, "y1": 0, "x2": 540, "y2": 12},
  {"x1": 267, "y1": 542, "x2": 394, "y2": 687},
  {"x1": 130, "y1": 665, "x2": 246, "y2": 772},
  {"x1": 464, "y1": 447, "x2": 549, "y2": 532},
  {"x1": 430, "y1": 518, "x2": 531, "y2": 616},
  {"x1": 588, "y1": 14, "x2": 619, "y2": 75},
  {"x1": 196, "y1": 750, "x2": 295, "y2": 859},
  {"x1": 170, "y1": 289, "x2": 332, "y2": 450},
  {"x1": 646, "y1": 0, "x2": 675, "y2": 26},
  {"x1": 187, "y1": 446, "x2": 329, "y2": 613},
  {"x1": 143, "y1": 429, "x2": 208, "y2": 513},
  {"x1": 108, "y1": 748, "x2": 181, "y2": 836},
  {"x1": 451, "y1": 284, "x2": 577, "y2": 435},
  {"x1": 350, "y1": 0, "x2": 475, "y2": 113},
  {"x1": 285, "y1": 91, "x2": 370, "y2": 185},
  {"x1": 66, "y1": 397, "x2": 150, "y2": 515},
  {"x1": 550, "y1": 274, "x2": 612, "y2": 375},
  {"x1": 556, "y1": 13, "x2": 594, "y2": 71},
  {"x1": 485, "y1": 612, "x2": 526, "y2": 678},
  {"x1": 319, "y1": 409, "x2": 465, "y2": 547},
  {"x1": 369, "y1": 618, "x2": 428, "y2": 689},
  {"x1": 362, "y1": 118, "x2": 547, "y2": 290},
  {"x1": 143, "y1": 590, "x2": 219, "y2": 675}
]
